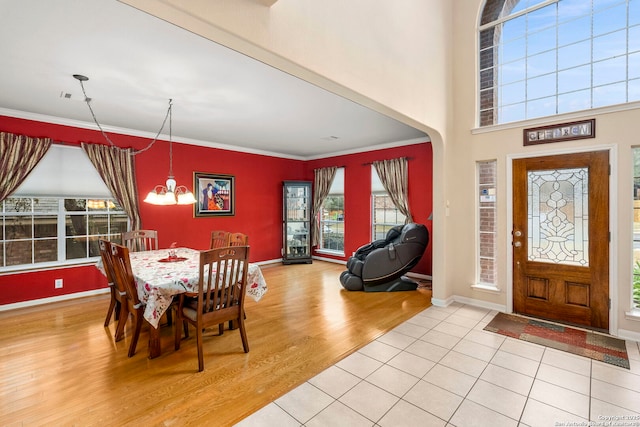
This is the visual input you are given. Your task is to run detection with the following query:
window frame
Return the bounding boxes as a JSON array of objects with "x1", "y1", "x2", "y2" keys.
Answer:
[
  {"x1": 476, "y1": 160, "x2": 498, "y2": 288},
  {"x1": 631, "y1": 148, "x2": 640, "y2": 311},
  {"x1": 317, "y1": 168, "x2": 345, "y2": 255},
  {"x1": 0, "y1": 197, "x2": 128, "y2": 272},
  {"x1": 479, "y1": 0, "x2": 640, "y2": 127}
]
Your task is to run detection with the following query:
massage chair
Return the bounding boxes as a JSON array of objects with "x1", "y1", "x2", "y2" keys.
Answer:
[{"x1": 340, "y1": 222, "x2": 429, "y2": 292}]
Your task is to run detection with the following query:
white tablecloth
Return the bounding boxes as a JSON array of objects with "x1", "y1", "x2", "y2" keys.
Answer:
[{"x1": 98, "y1": 247, "x2": 268, "y2": 328}]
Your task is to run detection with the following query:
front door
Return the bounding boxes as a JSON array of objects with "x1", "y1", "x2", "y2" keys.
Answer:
[{"x1": 512, "y1": 151, "x2": 609, "y2": 330}]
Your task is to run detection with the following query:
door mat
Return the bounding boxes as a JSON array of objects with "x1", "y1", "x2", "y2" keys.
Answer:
[{"x1": 484, "y1": 312, "x2": 629, "y2": 369}]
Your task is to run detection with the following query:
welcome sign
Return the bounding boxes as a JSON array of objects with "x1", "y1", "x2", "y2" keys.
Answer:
[{"x1": 524, "y1": 119, "x2": 595, "y2": 146}]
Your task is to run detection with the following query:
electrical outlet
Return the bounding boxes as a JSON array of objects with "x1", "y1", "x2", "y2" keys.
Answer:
[{"x1": 54, "y1": 279, "x2": 63, "y2": 289}]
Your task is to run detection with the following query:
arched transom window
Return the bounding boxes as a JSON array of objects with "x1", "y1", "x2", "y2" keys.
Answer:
[{"x1": 479, "y1": 0, "x2": 640, "y2": 127}]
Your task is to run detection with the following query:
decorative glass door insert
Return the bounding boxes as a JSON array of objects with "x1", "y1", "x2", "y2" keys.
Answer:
[{"x1": 527, "y1": 168, "x2": 589, "y2": 267}]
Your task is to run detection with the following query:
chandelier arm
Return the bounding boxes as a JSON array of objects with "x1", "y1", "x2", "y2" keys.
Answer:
[{"x1": 77, "y1": 78, "x2": 170, "y2": 155}]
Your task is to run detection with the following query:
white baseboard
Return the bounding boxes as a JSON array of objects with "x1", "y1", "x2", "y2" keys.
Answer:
[
  {"x1": 0, "y1": 288, "x2": 109, "y2": 312},
  {"x1": 430, "y1": 296, "x2": 456, "y2": 307},
  {"x1": 406, "y1": 272, "x2": 433, "y2": 281},
  {"x1": 431, "y1": 294, "x2": 506, "y2": 313},
  {"x1": 452, "y1": 295, "x2": 507, "y2": 313},
  {"x1": 617, "y1": 328, "x2": 640, "y2": 342},
  {"x1": 312, "y1": 255, "x2": 347, "y2": 265}
]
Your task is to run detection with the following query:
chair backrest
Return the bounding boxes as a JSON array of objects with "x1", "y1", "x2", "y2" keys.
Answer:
[
  {"x1": 98, "y1": 239, "x2": 115, "y2": 286},
  {"x1": 197, "y1": 246, "x2": 250, "y2": 320},
  {"x1": 122, "y1": 229, "x2": 158, "y2": 252},
  {"x1": 110, "y1": 243, "x2": 142, "y2": 307},
  {"x1": 210, "y1": 230, "x2": 230, "y2": 249},
  {"x1": 228, "y1": 232, "x2": 248, "y2": 247},
  {"x1": 99, "y1": 239, "x2": 126, "y2": 295}
]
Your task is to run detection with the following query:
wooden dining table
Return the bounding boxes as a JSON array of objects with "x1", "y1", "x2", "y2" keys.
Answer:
[{"x1": 99, "y1": 247, "x2": 268, "y2": 358}]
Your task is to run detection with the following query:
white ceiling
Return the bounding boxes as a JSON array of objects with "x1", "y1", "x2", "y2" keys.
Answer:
[{"x1": 0, "y1": 0, "x2": 428, "y2": 159}]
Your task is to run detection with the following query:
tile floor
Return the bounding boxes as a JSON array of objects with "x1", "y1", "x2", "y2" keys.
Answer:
[{"x1": 236, "y1": 302, "x2": 640, "y2": 427}]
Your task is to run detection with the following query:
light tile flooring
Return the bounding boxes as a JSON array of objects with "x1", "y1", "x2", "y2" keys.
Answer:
[{"x1": 236, "y1": 302, "x2": 640, "y2": 427}]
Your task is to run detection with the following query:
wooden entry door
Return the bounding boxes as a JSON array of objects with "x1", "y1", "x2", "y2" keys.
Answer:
[{"x1": 512, "y1": 151, "x2": 609, "y2": 330}]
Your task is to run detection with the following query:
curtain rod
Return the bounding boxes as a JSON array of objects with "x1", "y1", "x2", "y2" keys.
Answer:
[
  {"x1": 362, "y1": 156, "x2": 412, "y2": 166},
  {"x1": 314, "y1": 165, "x2": 345, "y2": 170}
]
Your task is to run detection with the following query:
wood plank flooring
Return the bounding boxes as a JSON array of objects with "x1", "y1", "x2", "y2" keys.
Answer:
[{"x1": 0, "y1": 261, "x2": 431, "y2": 426}]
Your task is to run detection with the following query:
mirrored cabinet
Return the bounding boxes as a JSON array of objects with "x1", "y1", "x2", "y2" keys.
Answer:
[{"x1": 282, "y1": 181, "x2": 312, "y2": 264}]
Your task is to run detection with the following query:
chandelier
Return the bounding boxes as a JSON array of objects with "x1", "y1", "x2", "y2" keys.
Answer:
[
  {"x1": 73, "y1": 74, "x2": 196, "y2": 206},
  {"x1": 142, "y1": 100, "x2": 197, "y2": 205}
]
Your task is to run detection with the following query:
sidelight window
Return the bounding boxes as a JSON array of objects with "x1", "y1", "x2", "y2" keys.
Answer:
[
  {"x1": 632, "y1": 148, "x2": 640, "y2": 309},
  {"x1": 478, "y1": 160, "x2": 498, "y2": 286}
]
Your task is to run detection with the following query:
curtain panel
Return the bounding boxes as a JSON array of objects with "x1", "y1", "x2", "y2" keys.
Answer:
[
  {"x1": 82, "y1": 143, "x2": 142, "y2": 230},
  {"x1": 311, "y1": 166, "x2": 337, "y2": 246},
  {"x1": 373, "y1": 157, "x2": 413, "y2": 223},
  {"x1": 0, "y1": 132, "x2": 52, "y2": 202}
]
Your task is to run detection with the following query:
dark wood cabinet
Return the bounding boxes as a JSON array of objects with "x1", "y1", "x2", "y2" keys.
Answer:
[{"x1": 282, "y1": 181, "x2": 312, "y2": 264}]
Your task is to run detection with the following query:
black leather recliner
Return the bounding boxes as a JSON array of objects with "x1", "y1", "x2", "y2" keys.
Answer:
[{"x1": 340, "y1": 223, "x2": 429, "y2": 292}]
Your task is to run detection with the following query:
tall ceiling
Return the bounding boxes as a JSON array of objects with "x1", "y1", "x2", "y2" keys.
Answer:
[{"x1": 0, "y1": 0, "x2": 428, "y2": 159}]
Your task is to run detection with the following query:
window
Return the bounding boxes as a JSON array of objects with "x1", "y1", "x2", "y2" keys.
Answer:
[
  {"x1": 632, "y1": 148, "x2": 640, "y2": 309},
  {"x1": 372, "y1": 168, "x2": 406, "y2": 240},
  {"x1": 0, "y1": 197, "x2": 127, "y2": 268},
  {"x1": 0, "y1": 144, "x2": 127, "y2": 270},
  {"x1": 477, "y1": 160, "x2": 497, "y2": 286},
  {"x1": 479, "y1": 0, "x2": 640, "y2": 127},
  {"x1": 318, "y1": 168, "x2": 344, "y2": 253}
]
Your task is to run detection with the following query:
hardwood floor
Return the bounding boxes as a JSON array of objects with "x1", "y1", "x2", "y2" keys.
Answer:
[{"x1": 0, "y1": 261, "x2": 431, "y2": 426}]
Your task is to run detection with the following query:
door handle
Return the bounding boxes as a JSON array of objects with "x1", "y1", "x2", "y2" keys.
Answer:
[
  {"x1": 513, "y1": 230, "x2": 522, "y2": 237},
  {"x1": 514, "y1": 241, "x2": 522, "y2": 247}
]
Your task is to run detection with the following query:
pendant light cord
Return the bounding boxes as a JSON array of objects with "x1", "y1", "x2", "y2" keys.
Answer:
[
  {"x1": 77, "y1": 78, "x2": 171, "y2": 156},
  {"x1": 168, "y1": 99, "x2": 173, "y2": 177}
]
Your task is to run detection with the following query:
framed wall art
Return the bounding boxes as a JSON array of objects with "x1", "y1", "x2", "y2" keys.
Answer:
[
  {"x1": 523, "y1": 119, "x2": 595, "y2": 146},
  {"x1": 194, "y1": 172, "x2": 235, "y2": 217}
]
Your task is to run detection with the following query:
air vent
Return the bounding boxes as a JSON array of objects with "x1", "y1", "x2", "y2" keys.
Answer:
[{"x1": 60, "y1": 92, "x2": 91, "y2": 102}]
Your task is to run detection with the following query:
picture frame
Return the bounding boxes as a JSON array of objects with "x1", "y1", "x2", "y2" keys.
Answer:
[
  {"x1": 193, "y1": 172, "x2": 235, "y2": 217},
  {"x1": 523, "y1": 119, "x2": 595, "y2": 146}
]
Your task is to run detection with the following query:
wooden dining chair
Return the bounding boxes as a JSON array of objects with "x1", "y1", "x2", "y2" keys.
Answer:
[
  {"x1": 110, "y1": 242, "x2": 149, "y2": 357},
  {"x1": 122, "y1": 229, "x2": 158, "y2": 252},
  {"x1": 174, "y1": 245, "x2": 250, "y2": 372},
  {"x1": 228, "y1": 232, "x2": 248, "y2": 247},
  {"x1": 210, "y1": 230, "x2": 230, "y2": 249},
  {"x1": 99, "y1": 239, "x2": 128, "y2": 341}
]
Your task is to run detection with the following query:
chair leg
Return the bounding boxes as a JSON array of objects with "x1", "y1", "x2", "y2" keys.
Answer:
[
  {"x1": 104, "y1": 297, "x2": 116, "y2": 327},
  {"x1": 196, "y1": 325, "x2": 205, "y2": 372},
  {"x1": 128, "y1": 311, "x2": 143, "y2": 358},
  {"x1": 238, "y1": 315, "x2": 250, "y2": 353},
  {"x1": 174, "y1": 316, "x2": 184, "y2": 350},
  {"x1": 114, "y1": 303, "x2": 128, "y2": 342}
]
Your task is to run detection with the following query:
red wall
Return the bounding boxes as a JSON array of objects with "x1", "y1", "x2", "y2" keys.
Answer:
[
  {"x1": 0, "y1": 115, "x2": 432, "y2": 305},
  {"x1": 306, "y1": 143, "x2": 433, "y2": 275}
]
